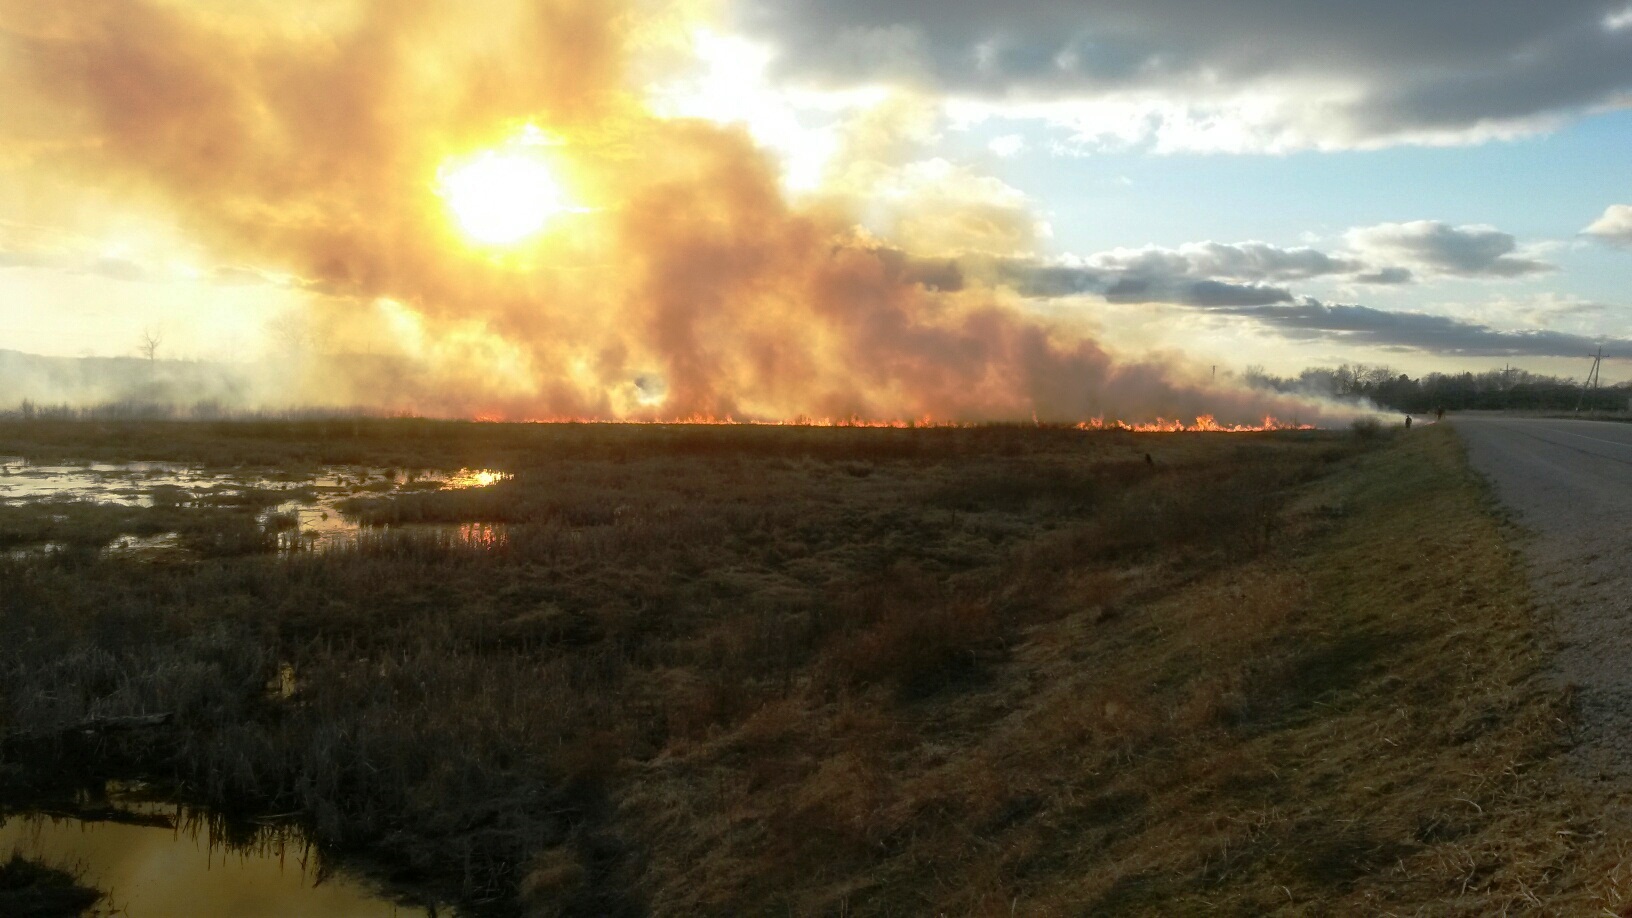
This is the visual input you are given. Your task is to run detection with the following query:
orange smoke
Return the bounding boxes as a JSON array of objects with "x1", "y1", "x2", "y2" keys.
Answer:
[{"x1": 0, "y1": 0, "x2": 1332, "y2": 426}]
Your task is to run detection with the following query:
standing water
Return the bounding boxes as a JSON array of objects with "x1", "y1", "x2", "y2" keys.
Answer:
[
  {"x1": 0, "y1": 458, "x2": 512, "y2": 556},
  {"x1": 0, "y1": 801, "x2": 444, "y2": 917}
]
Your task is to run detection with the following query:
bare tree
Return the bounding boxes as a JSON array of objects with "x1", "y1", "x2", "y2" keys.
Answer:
[
  {"x1": 268, "y1": 311, "x2": 311, "y2": 357},
  {"x1": 138, "y1": 327, "x2": 163, "y2": 363}
]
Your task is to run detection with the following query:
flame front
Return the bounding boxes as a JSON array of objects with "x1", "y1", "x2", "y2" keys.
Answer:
[
  {"x1": 467, "y1": 412, "x2": 1314, "y2": 431},
  {"x1": 1079, "y1": 415, "x2": 1315, "y2": 432}
]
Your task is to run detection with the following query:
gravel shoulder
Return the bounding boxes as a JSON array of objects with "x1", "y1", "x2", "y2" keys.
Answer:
[{"x1": 1453, "y1": 414, "x2": 1632, "y2": 779}]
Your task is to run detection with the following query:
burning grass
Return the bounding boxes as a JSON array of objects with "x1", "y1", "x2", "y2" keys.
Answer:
[{"x1": 0, "y1": 420, "x2": 1623, "y2": 915}]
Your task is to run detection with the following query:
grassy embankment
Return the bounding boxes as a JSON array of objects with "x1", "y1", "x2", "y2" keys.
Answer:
[{"x1": 0, "y1": 420, "x2": 1626, "y2": 914}]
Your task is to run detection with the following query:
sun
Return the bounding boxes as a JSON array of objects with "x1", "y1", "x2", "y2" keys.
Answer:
[{"x1": 438, "y1": 149, "x2": 570, "y2": 246}]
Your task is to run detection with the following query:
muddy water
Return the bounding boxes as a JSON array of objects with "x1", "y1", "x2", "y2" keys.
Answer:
[
  {"x1": 0, "y1": 806, "x2": 442, "y2": 917},
  {"x1": 0, "y1": 458, "x2": 510, "y2": 555}
]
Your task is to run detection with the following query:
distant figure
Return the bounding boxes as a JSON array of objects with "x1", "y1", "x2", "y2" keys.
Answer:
[
  {"x1": 1144, "y1": 452, "x2": 1155, "y2": 468},
  {"x1": 1436, "y1": 406, "x2": 1445, "y2": 422},
  {"x1": 1404, "y1": 415, "x2": 1413, "y2": 430}
]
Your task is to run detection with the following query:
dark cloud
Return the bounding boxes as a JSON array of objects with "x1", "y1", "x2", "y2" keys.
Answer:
[
  {"x1": 991, "y1": 250, "x2": 1291, "y2": 306},
  {"x1": 1087, "y1": 241, "x2": 1365, "y2": 283},
  {"x1": 997, "y1": 260, "x2": 1103, "y2": 298},
  {"x1": 740, "y1": 0, "x2": 1632, "y2": 147},
  {"x1": 1104, "y1": 276, "x2": 1293, "y2": 307},
  {"x1": 1211, "y1": 299, "x2": 1632, "y2": 359},
  {"x1": 1346, "y1": 221, "x2": 1553, "y2": 278},
  {"x1": 989, "y1": 237, "x2": 1416, "y2": 302},
  {"x1": 987, "y1": 239, "x2": 1607, "y2": 359},
  {"x1": 1354, "y1": 267, "x2": 1414, "y2": 285}
]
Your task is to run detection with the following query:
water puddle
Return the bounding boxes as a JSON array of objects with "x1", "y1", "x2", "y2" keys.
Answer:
[
  {"x1": 0, "y1": 460, "x2": 511, "y2": 557},
  {"x1": 107, "y1": 533, "x2": 182, "y2": 554},
  {"x1": 0, "y1": 803, "x2": 443, "y2": 917},
  {"x1": 0, "y1": 460, "x2": 203, "y2": 506},
  {"x1": 5, "y1": 540, "x2": 66, "y2": 561}
]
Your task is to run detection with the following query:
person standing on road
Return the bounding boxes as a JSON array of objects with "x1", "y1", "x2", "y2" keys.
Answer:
[{"x1": 1405, "y1": 415, "x2": 1413, "y2": 430}]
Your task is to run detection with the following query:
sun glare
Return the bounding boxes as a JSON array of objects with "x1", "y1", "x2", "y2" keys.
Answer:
[{"x1": 438, "y1": 149, "x2": 570, "y2": 246}]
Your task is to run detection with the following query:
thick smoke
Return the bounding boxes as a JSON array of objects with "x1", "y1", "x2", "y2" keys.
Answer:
[{"x1": 0, "y1": 0, "x2": 1331, "y2": 424}]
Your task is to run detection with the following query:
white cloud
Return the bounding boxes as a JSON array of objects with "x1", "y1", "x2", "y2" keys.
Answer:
[
  {"x1": 1583, "y1": 204, "x2": 1632, "y2": 247},
  {"x1": 1344, "y1": 221, "x2": 1554, "y2": 279},
  {"x1": 988, "y1": 134, "x2": 1026, "y2": 157}
]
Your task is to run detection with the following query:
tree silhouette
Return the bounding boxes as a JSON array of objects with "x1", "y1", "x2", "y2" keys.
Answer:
[{"x1": 138, "y1": 328, "x2": 163, "y2": 363}]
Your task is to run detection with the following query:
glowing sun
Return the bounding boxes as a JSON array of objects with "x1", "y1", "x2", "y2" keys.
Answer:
[{"x1": 438, "y1": 150, "x2": 570, "y2": 246}]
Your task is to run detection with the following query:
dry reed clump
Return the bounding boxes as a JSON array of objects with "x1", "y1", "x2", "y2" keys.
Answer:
[
  {"x1": 0, "y1": 421, "x2": 1612, "y2": 916},
  {"x1": 0, "y1": 852, "x2": 102, "y2": 917},
  {"x1": 825, "y1": 597, "x2": 1002, "y2": 699}
]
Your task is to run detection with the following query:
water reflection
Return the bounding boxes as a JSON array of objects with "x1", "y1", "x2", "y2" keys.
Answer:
[
  {"x1": 0, "y1": 805, "x2": 441, "y2": 917},
  {"x1": 442, "y1": 470, "x2": 510, "y2": 489},
  {"x1": 0, "y1": 460, "x2": 512, "y2": 557},
  {"x1": 457, "y1": 522, "x2": 506, "y2": 550}
]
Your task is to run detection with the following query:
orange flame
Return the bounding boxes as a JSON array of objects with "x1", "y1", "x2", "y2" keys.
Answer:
[
  {"x1": 1078, "y1": 414, "x2": 1315, "y2": 433},
  {"x1": 465, "y1": 412, "x2": 1314, "y2": 431}
]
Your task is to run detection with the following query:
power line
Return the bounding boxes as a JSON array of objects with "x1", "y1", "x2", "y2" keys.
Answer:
[{"x1": 1574, "y1": 346, "x2": 1604, "y2": 414}]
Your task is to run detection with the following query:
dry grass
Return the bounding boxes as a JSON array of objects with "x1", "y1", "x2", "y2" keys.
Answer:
[
  {"x1": 612, "y1": 425, "x2": 1631, "y2": 915},
  {"x1": 0, "y1": 421, "x2": 1622, "y2": 915},
  {"x1": 0, "y1": 852, "x2": 101, "y2": 917}
]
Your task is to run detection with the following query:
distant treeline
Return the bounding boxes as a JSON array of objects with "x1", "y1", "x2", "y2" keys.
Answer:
[
  {"x1": 1244, "y1": 364, "x2": 1632, "y2": 414},
  {"x1": 2, "y1": 400, "x2": 389, "y2": 422}
]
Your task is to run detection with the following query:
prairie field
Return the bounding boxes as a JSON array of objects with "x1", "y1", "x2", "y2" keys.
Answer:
[{"x1": 0, "y1": 419, "x2": 1625, "y2": 916}]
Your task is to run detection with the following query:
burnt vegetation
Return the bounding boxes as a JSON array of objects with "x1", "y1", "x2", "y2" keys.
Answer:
[{"x1": 0, "y1": 420, "x2": 1619, "y2": 915}]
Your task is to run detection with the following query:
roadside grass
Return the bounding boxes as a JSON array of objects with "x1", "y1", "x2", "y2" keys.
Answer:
[
  {"x1": 612, "y1": 425, "x2": 1630, "y2": 915},
  {"x1": 0, "y1": 421, "x2": 1623, "y2": 915}
]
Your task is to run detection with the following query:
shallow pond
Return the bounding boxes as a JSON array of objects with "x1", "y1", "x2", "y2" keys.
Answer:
[
  {"x1": 0, "y1": 803, "x2": 444, "y2": 917},
  {"x1": 0, "y1": 458, "x2": 510, "y2": 557}
]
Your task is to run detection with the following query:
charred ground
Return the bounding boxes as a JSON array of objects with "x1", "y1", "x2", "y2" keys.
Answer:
[{"x1": 0, "y1": 420, "x2": 1625, "y2": 915}]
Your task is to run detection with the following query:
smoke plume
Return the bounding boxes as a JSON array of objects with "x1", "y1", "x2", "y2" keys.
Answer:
[{"x1": 0, "y1": 0, "x2": 1330, "y2": 424}]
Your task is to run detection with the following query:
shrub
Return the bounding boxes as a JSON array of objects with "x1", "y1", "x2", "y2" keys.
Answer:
[{"x1": 1351, "y1": 416, "x2": 1384, "y2": 441}]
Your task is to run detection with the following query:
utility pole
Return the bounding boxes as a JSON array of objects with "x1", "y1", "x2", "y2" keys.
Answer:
[{"x1": 1575, "y1": 346, "x2": 1604, "y2": 414}]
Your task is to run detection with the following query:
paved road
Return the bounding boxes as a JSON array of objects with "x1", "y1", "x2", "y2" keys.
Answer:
[{"x1": 1454, "y1": 414, "x2": 1632, "y2": 777}]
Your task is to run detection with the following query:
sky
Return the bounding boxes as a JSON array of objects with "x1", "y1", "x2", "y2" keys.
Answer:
[{"x1": 0, "y1": 0, "x2": 1628, "y2": 420}]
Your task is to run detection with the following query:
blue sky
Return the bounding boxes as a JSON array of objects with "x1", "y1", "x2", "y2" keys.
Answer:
[
  {"x1": 906, "y1": 102, "x2": 1632, "y2": 377},
  {"x1": 965, "y1": 110, "x2": 1632, "y2": 256}
]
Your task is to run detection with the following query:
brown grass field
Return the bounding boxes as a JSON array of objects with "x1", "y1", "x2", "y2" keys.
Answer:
[{"x1": 0, "y1": 419, "x2": 1628, "y2": 915}]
